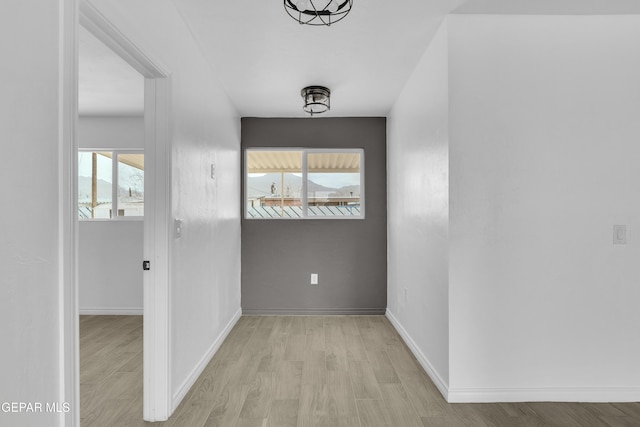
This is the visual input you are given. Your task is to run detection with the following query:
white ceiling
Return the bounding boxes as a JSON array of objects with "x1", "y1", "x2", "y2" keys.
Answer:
[
  {"x1": 455, "y1": 0, "x2": 640, "y2": 14},
  {"x1": 79, "y1": 0, "x2": 640, "y2": 118},
  {"x1": 173, "y1": 0, "x2": 465, "y2": 117}
]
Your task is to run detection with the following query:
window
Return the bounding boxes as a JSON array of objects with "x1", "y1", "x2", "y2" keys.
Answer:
[
  {"x1": 78, "y1": 150, "x2": 144, "y2": 219},
  {"x1": 245, "y1": 149, "x2": 364, "y2": 219}
]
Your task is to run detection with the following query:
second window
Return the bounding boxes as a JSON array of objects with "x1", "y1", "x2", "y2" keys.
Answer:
[{"x1": 246, "y1": 149, "x2": 364, "y2": 219}]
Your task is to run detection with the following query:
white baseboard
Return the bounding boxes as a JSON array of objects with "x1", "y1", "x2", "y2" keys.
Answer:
[
  {"x1": 171, "y1": 308, "x2": 242, "y2": 411},
  {"x1": 242, "y1": 307, "x2": 386, "y2": 315},
  {"x1": 385, "y1": 309, "x2": 449, "y2": 400},
  {"x1": 448, "y1": 387, "x2": 640, "y2": 403},
  {"x1": 79, "y1": 307, "x2": 143, "y2": 315}
]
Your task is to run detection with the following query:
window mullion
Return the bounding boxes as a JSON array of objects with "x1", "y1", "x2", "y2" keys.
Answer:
[
  {"x1": 302, "y1": 150, "x2": 308, "y2": 218},
  {"x1": 112, "y1": 151, "x2": 118, "y2": 219}
]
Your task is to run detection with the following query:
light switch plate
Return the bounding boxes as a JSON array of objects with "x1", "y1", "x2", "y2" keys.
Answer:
[
  {"x1": 613, "y1": 224, "x2": 627, "y2": 245},
  {"x1": 175, "y1": 219, "x2": 183, "y2": 238}
]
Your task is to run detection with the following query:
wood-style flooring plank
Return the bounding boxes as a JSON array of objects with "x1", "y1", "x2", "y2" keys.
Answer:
[
  {"x1": 283, "y1": 333, "x2": 306, "y2": 361},
  {"x1": 202, "y1": 384, "x2": 250, "y2": 427},
  {"x1": 270, "y1": 316, "x2": 293, "y2": 337},
  {"x1": 399, "y1": 374, "x2": 449, "y2": 418},
  {"x1": 356, "y1": 399, "x2": 391, "y2": 427},
  {"x1": 365, "y1": 349, "x2": 401, "y2": 384},
  {"x1": 348, "y1": 360, "x2": 382, "y2": 400},
  {"x1": 267, "y1": 399, "x2": 299, "y2": 427},
  {"x1": 274, "y1": 360, "x2": 303, "y2": 400},
  {"x1": 600, "y1": 416, "x2": 640, "y2": 427},
  {"x1": 377, "y1": 383, "x2": 424, "y2": 427},
  {"x1": 326, "y1": 371, "x2": 358, "y2": 418},
  {"x1": 297, "y1": 384, "x2": 358, "y2": 427},
  {"x1": 300, "y1": 350, "x2": 327, "y2": 385},
  {"x1": 237, "y1": 371, "x2": 277, "y2": 421},
  {"x1": 524, "y1": 402, "x2": 587, "y2": 427},
  {"x1": 168, "y1": 360, "x2": 237, "y2": 427}
]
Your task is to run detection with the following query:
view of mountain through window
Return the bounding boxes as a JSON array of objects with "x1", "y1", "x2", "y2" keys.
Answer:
[
  {"x1": 78, "y1": 151, "x2": 144, "y2": 219},
  {"x1": 246, "y1": 149, "x2": 363, "y2": 219}
]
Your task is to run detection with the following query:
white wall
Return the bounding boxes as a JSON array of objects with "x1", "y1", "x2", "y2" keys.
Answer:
[
  {"x1": 0, "y1": 1, "x2": 68, "y2": 426},
  {"x1": 88, "y1": 0, "x2": 241, "y2": 413},
  {"x1": 79, "y1": 221, "x2": 143, "y2": 313},
  {"x1": 448, "y1": 15, "x2": 640, "y2": 401},
  {"x1": 387, "y1": 21, "x2": 450, "y2": 393},
  {"x1": 79, "y1": 116, "x2": 144, "y2": 314},
  {"x1": 79, "y1": 116, "x2": 144, "y2": 149}
]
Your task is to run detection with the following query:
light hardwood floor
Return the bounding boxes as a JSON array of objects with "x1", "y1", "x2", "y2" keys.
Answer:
[{"x1": 80, "y1": 315, "x2": 640, "y2": 426}]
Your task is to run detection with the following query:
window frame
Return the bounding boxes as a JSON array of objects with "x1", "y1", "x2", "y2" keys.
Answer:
[
  {"x1": 244, "y1": 147, "x2": 365, "y2": 220},
  {"x1": 78, "y1": 148, "x2": 144, "y2": 221}
]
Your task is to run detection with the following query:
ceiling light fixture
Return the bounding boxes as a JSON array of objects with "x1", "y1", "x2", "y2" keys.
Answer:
[
  {"x1": 284, "y1": 0, "x2": 353, "y2": 26},
  {"x1": 301, "y1": 86, "x2": 330, "y2": 116}
]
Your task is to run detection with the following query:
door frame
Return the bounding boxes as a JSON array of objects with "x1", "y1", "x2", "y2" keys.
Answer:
[{"x1": 70, "y1": 1, "x2": 173, "y2": 422}]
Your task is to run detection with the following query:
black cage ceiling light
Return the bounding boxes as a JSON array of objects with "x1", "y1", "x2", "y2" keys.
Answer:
[
  {"x1": 284, "y1": 0, "x2": 353, "y2": 26},
  {"x1": 301, "y1": 86, "x2": 330, "y2": 116}
]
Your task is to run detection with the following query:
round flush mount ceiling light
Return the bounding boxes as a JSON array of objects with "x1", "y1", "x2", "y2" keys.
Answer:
[
  {"x1": 301, "y1": 86, "x2": 330, "y2": 116},
  {"x1": 284, "y1": 0, "x2": 353, "y2": 26}
]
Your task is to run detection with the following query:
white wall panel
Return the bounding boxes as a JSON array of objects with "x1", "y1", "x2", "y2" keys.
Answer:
[
  {"x1": 79, "y1": 116, "x2": 144, "y2": 149},
  {"x1": 0, "y1": 0, "x2": 67, "y2": 425},
  {"x1": 387, "y1": 20, "x2": 450, "y2": 392},
  {"x1": 448, "y1": 15, "x2": 640, "y2": 399},
  {"x1": 79, "y1": 221, "x2": 143, "y2": 313}
]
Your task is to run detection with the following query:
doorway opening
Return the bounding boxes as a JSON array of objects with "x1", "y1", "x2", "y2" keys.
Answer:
[
  {"x1": 78, "y1": 23, "x2": 145, "y2": 424},
  {"x1": 76, "y1": 1, "x2": 172, "y2": 421}
]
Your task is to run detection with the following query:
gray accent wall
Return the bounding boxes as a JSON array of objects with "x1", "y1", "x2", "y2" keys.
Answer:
[{"x1": 241, "y1": 117, "x2": 387, "y2": 314}]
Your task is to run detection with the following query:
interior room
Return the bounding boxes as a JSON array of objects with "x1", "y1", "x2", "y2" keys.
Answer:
[{"x1": 2, "y1": 0, "x2": 640, "y2": 426}]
